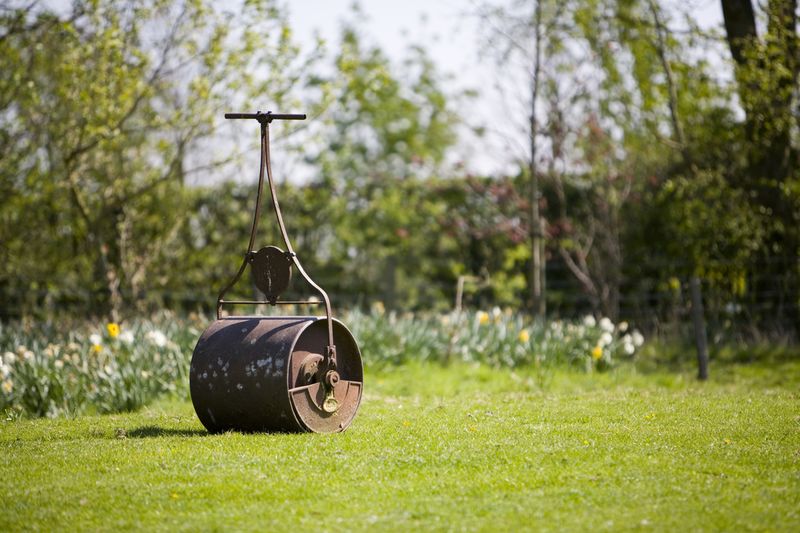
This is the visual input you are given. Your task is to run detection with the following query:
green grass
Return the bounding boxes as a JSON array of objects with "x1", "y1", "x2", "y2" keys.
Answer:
[{"x1": 1, "y1": 360, "x2": 798, "y2": 532}]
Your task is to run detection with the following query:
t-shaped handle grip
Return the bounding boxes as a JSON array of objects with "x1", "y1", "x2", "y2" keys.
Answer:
[{"x1": 224, "y1": 111, "x2": 306, "y2": 123}]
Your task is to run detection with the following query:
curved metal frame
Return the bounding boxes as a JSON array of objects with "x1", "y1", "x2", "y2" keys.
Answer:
[{"x1": 216, "y1": 111, "x2": 337, "y2": 370}]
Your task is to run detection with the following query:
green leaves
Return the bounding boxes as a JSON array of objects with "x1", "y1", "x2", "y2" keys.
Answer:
[{"x1": 0, "y1": 0, "x2": 322, "y2": 317}]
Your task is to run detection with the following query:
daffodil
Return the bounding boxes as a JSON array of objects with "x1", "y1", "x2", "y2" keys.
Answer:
[
  {"x1": 146, "y1": 330, "x2": 168, "y2": 348},
  {"x1": 631, "y1": 330, "x2": 645, "y2": 347},
  {"x1": 107, "y1": 323, "x2": 120, "y2": 338},
  {"x1": 623, "y1": 341, "x2": 635, "y2": 355},
  {"x1": 477, "y1": 311, "x2": 490, "y2": 325},
  {"x1": 599, "y1": 332, "x2": 613, "y2": 347},
  {"x1": 91, "y1": 344, "x2": 102, "y2": 354},
  {"x1": 491, "y1": 307, "x2": 502, "y2": 322},
  {"x1": 518, "y1": 329, "x2": 530, "y2": 343},
  {"x1": 1, "y1": 379, "x2": 12, "y2": 394},
  {"x1": 591, "y1": 345, "x2": 603, "y2": 360}
]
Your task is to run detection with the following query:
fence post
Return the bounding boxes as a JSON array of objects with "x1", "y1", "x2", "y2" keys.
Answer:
[{"x1": 689, "y1": 276, "x2": 709, "y2": 380}]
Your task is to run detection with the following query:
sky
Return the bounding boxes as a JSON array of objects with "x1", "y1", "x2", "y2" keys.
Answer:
[
  {"x1": 286, "y1": 0, "x2": 727, "y2": 177},
  {"x1": 288, "y1": 0, "x2": 503, "y2": 175}
]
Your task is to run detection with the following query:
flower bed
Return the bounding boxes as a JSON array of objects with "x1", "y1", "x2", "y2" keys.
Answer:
[{"x1": 0, "y1": 310, "x2": 643, "y2": 418}]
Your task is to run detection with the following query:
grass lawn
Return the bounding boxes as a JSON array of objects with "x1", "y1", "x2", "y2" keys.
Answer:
[{"x1": 1, "y1": 359, "x2": 798, "y2": 532}]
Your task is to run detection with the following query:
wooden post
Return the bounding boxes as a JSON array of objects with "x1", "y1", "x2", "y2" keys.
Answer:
[
  {"x1": 455, "y1": 275, "x2": 480, "y2": 313},
  {"x1": 455, "y1": 276, "x2": 467, "y2": 314},
  {"x1": 689, "y1": 276, "x2": 709, "y2": 380}
]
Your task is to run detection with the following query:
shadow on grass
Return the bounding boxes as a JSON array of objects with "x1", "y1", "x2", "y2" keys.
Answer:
[
  {"x1": 126, "y1": 426, "x2": 208, "y2": 438},
  {"x1": 629, "y1": 340, "x2": 800, "y2": 389},
  {"x1": 121, "y1": 426, "x2": 316, "y2": 439},
  {"x1": 635, "y1": 340, "x2": 799, "y2": 372}
]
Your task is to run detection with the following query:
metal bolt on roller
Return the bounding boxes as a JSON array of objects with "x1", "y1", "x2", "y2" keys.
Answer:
[{"x1": 190, "y1": 110, "x2": 363, "y2": 433}]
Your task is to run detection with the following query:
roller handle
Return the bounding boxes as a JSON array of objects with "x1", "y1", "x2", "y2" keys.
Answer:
[{"x1": 225, "y1": 112, "x2": 306, "y2": 122}]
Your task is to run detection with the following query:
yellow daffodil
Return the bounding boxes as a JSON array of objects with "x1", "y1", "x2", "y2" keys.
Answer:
[
  {"x1": 91, "y1": 344, "x2": 102, "y2": 354},
  {"x1": 106, "y1": 323, "x2": 120, "y2": 338},
  {"x1": 518, "y1": 329, "x2": 530, "y2": 343},
  {"x1": 477, "y1": 311, "x2": 490, "y2": 325},
  {"x1": 591, "y1": 345, "x2": 603, "y2": 360},
  {"x1": 1, "y1": 379, "x2": 12, "y2": 394}
]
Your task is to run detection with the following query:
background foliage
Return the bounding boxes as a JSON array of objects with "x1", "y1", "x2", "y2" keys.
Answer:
[{"x1": 1, "y1": 0, "x2": 798, "y2": 343}]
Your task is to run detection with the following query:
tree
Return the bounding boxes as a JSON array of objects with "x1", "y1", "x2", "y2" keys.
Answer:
[
  {"x1": 307, "y1": 26, "x2": 461, "y2": 309},
  {"x1": 0, "y1": 0, "x2": 322, "y2": 319},
  {"x1": 476, "y1": 0, "x2": 559, "y2": 318},
  {"x1": 720, "y1": 0, "x2": 800, "y2": 333},
  {"x1": 474, "y1": 0, "x2": 769, "y2": 326}
]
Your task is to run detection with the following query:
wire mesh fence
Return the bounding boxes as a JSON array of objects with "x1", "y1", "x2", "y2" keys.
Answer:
[{"x1": 2, "y1": 254, "x2": 797, "y2": 344}]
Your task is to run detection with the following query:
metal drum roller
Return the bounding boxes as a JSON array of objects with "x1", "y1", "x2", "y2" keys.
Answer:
[{"x1": 190, "y1": 111, "x2": 363, "y2": 433}]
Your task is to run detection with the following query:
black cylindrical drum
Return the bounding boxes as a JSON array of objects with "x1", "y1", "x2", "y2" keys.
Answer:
[{"x1": 190, "y1": 316, "x2": 363, "y2": 433}]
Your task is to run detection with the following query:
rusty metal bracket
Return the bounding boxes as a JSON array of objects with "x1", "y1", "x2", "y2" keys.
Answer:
[{"x1": 216, "y1": 111, "x2": 337, "y2": 372}]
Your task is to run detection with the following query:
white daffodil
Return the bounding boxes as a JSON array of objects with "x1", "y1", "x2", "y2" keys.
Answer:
[
  {"x1": 599, "y1": 332, "x2": 613, "y2": 347},
  {"x1": 617, "y1": 321, "x2": 629, "y2": 333},
  {"x1": 624, "y1": 341, "x2": 635, "y2": 355},
  {"x1": 3, "y1": 351, "x2": 16, "y2": 365},
  {"x1": 632, "y1": 330, "x2": 645, "y2": 347},
  {"x1": 118, "y1": 331, "x2": 134, "y2": 344},
  {"x1": 89, "y1": 333, "x2": 102, "y2": 346},
  {"x1": 599, "y1": 317, "x2": 614, "y2": 333},
  {"x1": 146, "y1": 330, "x2": 168, "y2": 348},
  {"x1": 583, "y1": 315, "x2": 597, "y2": 327}
]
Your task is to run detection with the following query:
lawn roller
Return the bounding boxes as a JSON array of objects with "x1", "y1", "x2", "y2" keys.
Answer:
[{"x1": 190, "y1": 111, "x2": 363, "y2": 433}]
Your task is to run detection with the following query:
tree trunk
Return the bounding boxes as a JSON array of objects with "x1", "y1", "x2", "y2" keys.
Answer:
[
  {"x1": 529, "y1": 0, "x2": 546, "y2": 319},
  {"x1": 720, "y1": 0, "x2": 757, "y2": 66}
]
